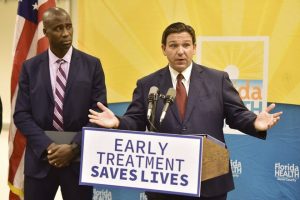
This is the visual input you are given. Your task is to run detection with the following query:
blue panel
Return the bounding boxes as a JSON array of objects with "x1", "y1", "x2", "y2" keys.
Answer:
[
  {"x1": 108, "y1": 102, "x2": 129, "y2": 116},
  {"x1": 226, "y1": 103, "x2": 300, "y2": 200}
]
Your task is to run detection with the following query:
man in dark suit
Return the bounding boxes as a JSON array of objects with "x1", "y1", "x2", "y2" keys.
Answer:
[
  {"x1": 88, "y1": 22, "x2": 282, "y2": 200},
  {"x1": 13, "y1": 7, "x2": 107, "y2": 200}
]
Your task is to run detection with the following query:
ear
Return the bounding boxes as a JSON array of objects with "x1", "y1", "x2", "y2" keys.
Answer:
[
  {"x1": 192, "y1": 43, "x2": 196, "y2": 55},
  {"x1": 161, "y1": 44, "x2": 167, "y2": 56}
]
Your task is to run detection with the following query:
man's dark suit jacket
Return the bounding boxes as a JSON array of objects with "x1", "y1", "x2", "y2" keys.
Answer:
[
  {"x1": 119, "y1": 63, "x2": 266, "y2": 198},
  {"x1": 14, "y1": 48, "x2": 107, "y2": 179}
]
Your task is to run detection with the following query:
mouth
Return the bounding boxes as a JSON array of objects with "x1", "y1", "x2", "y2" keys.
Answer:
[
  {"x1": 62, "y1": 40, "x2": 72, "y2": 45},
  {"x1": 175, "y1": 59, "x2": 186, "y2": 63}
]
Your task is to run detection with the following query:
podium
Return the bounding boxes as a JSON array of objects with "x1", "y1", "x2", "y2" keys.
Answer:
[
  {"x1": 201, "y1": 135, "x2": 229, "y2": 181},
  {"x1": 80, "y1": 128, "x2": 229, "y2": 197}
]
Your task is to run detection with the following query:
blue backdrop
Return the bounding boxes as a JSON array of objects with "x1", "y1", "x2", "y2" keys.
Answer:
[{"x1": 92, "y1": 103, "x2": 300, "y2": 200}]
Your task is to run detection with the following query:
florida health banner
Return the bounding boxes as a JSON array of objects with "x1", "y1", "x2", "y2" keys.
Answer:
[{"x1": 80, "y1": 128, "x2": 203, "y2": 197}]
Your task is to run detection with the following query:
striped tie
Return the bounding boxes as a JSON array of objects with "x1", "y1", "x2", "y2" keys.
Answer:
[{"x1": 53, "y1": 59, "x2": 67, "y2": 131}]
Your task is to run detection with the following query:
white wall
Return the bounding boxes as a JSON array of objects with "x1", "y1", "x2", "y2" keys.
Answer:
[
  {"x1": 0, "y1": 1, "x2": 15, "y2": 128},
  {"x1": 0, "y1": 1, "x2": 19, "y2": 198},
  {"x1": 0, "y1": 0, "x2": 76, "y2": 199}
]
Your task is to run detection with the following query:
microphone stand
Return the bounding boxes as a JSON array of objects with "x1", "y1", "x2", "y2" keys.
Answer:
[
  {"x1": 159, "y1": 88, "x2": 176, "y2": 125},
  {"x1": 148, "y1": 93, "x2": 159, "y2": 132}
]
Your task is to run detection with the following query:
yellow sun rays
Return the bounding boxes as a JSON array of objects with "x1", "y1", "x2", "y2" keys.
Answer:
[{"x1": 78, "y1": 0, "x2": 300, "y2": 105}]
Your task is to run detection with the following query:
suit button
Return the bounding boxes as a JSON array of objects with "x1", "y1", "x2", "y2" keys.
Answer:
[{"x1": 182, "y1": 126, "x2": 187, "y2": 131}]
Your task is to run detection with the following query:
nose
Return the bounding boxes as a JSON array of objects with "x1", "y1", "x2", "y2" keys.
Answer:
[
  {"x1": 62, "y1": 27, "x2": 71, "y2": 37},
  {"x1": 177, "y1": 46, "x2": 184, "y2": 55}
]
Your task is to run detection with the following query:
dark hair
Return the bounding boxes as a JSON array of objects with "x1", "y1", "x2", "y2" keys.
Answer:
[{"x1": 161, "y1": 22, "x2": 196, "y2": 45}]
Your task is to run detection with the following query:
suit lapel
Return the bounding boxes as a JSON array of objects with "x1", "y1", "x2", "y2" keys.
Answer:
[
  {"x1": 41, "y1": 51, "x2": 54, "y2": 104},
  {"x1": 64, "y1": 49, "x2": 79, "y2": 99},
  {"x1": 183, "y1": 63, "x2": 204, "y2": 123},
  {"x1": 157, "y1": 67, "x2": 181, "y2": 124}
]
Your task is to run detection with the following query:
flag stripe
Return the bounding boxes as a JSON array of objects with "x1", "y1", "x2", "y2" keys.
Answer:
[
  {"x1": 38, "y1": 0, "x2": 56, "y2": 22},
  {"x1": 37, "y1": 36, "x2": 49, "y2": 54},
  {"x1": 11, "y1": 20, "x2": 37, "y2": 99},
  {"x1": 8, "y1": 130, "x2": 26, "y2": 183},
  {"x1": 12, "y1": 17, "x2": 25, "y2": 56}
]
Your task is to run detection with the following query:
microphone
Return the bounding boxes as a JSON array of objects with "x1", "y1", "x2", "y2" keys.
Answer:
[
  {"x1": 159, "y1": 88, "x2": 176, "y2": 124},
  {"x1": 147, "y1": 86, "x2": 159, "y2": 120}
]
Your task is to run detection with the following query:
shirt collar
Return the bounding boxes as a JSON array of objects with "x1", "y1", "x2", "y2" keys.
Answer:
[
  {"x1": 168, "y1": 62, "x2": 193, "y2": 82},
  {"x1": 48, "y1": 46, "x2": 73, "y2": 65}
]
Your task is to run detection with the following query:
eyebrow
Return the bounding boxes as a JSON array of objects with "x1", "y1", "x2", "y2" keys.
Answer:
[{"x1": 167, "y1": 40, "x2": 192, "y2": 43}]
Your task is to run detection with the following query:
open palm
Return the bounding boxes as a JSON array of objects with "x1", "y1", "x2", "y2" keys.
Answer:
[
  {"x1": 89, "y1": 102, "x2": 119, "y2": 128},
  {"x1": 254, "y1": 103, "x2": 282, "y2": 131}
]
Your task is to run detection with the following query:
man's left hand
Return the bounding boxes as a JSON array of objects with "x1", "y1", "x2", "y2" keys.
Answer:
[
  {"x1": 47, "y1": 144, "x2": 78, "y2": 168},
  {"x1": 254, "y1": 103, "x2": 283, "y2": 131}
]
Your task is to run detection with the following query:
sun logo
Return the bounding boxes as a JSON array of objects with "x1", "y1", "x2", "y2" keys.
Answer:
[{"x1": 196, "y1": 36, "x2": 269, "y2": 134}]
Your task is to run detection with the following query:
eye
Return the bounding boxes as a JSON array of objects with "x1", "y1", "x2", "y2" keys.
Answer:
[
  {"x1": 169, "y1": 43, "x2": 178, "y2": 48},
  {"x1": 55, "y1": 26, "x2": 63, "y2": 32},
  {"x1": 183, "y1": 43, "x2": 191, "y2": 48},
  {"x1": 66, "y1": 24, "x2": 72, "y2": 30}
]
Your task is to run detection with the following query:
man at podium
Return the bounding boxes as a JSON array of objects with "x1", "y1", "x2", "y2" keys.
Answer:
[{"x1": 89, "y1": 22, "x2": 282, "y2": 200}]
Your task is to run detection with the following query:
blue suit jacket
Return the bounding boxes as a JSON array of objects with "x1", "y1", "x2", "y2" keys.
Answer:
[
  {"x1": 119, "y1": 63, "x2": 266, "y2": 197},
  {"x1": 14, "y1": 48, "x2": 107, "y2": 178}
]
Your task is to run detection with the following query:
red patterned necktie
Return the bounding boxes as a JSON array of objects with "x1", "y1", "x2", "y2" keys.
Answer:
[
  {"x1": 176, "y1": 73, "x2": 187, "y2": 121},
  {"x1": 53, "y1": 59, "x2": 67, "y2": 131}
]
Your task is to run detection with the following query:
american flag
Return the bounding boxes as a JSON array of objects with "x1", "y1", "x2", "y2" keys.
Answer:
[{"x1": 9, "y1": 0, "x2": 55, "y2": 199}]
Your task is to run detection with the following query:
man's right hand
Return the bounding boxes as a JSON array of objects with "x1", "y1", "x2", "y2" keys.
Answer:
[
  {"x1": 47, "y1": 143, "x2": 76, "y2": 168},
  {"x1": 88, "y1": 102, "x2": 120, "y2": 128}
]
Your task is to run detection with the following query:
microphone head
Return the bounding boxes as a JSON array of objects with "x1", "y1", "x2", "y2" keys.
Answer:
[
  {"x1": 165, "y1": 88, "x2": 176, "y2": 103},
  {"x1": 149, "y1": 86, "x2": 159, "y2": 95},
  {"x1": 148, "y1": 86, "x2": 159, "y2": 100}
]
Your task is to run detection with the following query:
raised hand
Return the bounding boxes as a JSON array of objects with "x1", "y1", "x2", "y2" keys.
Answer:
[
  {"x1": 254, "y1": 103, "x2": 283, "y2": 131},
  {"x1": 88, "y1": 102, "x2": 120, "y2": 128}
]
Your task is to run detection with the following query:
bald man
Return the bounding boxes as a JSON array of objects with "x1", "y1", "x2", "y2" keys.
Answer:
[{"x1": 14, "y1": 7, "x2": 107, "y2": 200}]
